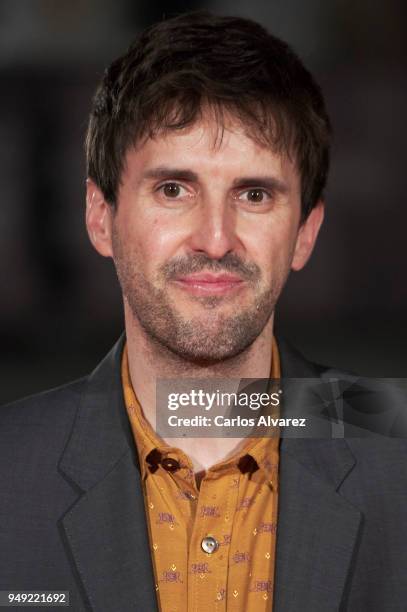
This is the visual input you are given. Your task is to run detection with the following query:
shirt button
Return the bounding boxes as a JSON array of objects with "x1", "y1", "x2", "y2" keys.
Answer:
[
  {"x1": 184, "y1": 491, "x2": 196, "y2": 500},
  {"x1": 161, "y1": 457, "x2": 180, "y2": 472},
  {"x1": 201, "y1": 536, "x2": 219, "y2": 554}
]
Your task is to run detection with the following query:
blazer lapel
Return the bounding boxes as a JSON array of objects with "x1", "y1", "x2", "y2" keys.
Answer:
[
  {"x1": 59, "y1": 336, "x2": 158, "y2": 611},
  {"x1": 274, "y1": 337, "x2": 362, "y2": 612}
]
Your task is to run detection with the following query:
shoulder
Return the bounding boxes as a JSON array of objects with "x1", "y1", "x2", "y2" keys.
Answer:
[
  {"x1": 276, "y1": 334, "x2": 352, "y2": 378},
  {"x1": 1, "y1": 376, "x2": 86, "y2": 424},
  {"x1": 0, "y1": 377, "x2": 87, "y2": 467},
  {"x1": 0, "y1": 334, "x2": 124, "y2": 449},
  {"x1": 0, "y1": 378, "x2": 92, "y2": 524}
]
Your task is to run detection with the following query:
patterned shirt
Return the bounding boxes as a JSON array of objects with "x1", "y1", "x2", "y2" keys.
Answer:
[{"x1": 122, "y1": 338, "x2": 280, "y2": 612}]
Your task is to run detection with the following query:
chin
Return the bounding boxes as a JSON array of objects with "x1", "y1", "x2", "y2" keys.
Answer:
[
  {"x1": 165, "y1": 344, "x2": 248, "y2": 366},
  {"x1": 155, "y1": 325, "x2": 260, "y2": 365}
]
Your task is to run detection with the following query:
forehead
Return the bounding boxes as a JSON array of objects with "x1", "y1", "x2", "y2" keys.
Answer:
[{"x1": 123, "y1": 114, "x2": 300, "y2": 186}]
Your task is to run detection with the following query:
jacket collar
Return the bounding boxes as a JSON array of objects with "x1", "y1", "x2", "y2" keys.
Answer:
[
  {"x1": 59, "y1": 333, "x2": 324, "y2": 492},
  {"x1": 276, "y1": 334, "x2": 357, "y2": 489},
  {"x1": 59, "y1": 334, "x2": 133, "y2": 491}
]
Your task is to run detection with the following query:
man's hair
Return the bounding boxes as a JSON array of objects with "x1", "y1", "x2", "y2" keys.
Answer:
[{"x1": 86, "y1": 11, "x2": 331, "y2": 221}]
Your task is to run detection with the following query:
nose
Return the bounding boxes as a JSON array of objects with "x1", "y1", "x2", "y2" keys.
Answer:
[{"x1": 187, "y1": 199, "x2": 240, "y2": 259}]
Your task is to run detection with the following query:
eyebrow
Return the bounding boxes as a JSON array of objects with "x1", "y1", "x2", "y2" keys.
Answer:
[
  {"x1": 142, "y1": 166, "x2": 199, "y2": 182},
  {"x1": 231, "y1": 176, "x2": 289, "y2": 194},
  {"x1": 141, "y1": 166, "x2": 289, "y2": 193}
]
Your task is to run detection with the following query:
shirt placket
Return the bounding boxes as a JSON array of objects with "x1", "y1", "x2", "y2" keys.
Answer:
[
  {"x1": 188, "y1": 468, "x2": 240, "y2": 612},
  {"x1": 148, "y1": 451, "x2": 195, "y2": 612}
]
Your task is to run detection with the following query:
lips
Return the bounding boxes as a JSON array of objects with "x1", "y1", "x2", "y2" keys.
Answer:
[{"x1": 173, "y1": 272, "x2": 244, "y2": 296}]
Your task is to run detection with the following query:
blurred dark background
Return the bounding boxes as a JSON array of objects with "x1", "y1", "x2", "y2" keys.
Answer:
[{"x1": 1, "y1": 0, "x2": 406, "y2": 404}]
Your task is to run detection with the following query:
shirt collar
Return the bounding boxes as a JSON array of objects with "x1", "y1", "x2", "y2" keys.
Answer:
[{"x1": 122, "y1": 337, "x2": 280, "y2": 485}]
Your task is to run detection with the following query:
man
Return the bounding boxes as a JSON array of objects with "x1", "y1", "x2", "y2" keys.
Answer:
[{"x1": 1, "y1": 11, "x2": 406, "y2": 612}]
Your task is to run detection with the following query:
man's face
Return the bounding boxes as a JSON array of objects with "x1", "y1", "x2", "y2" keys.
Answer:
[{"x1": 87, "y1": 115, "x2": 323, "y2": 363}]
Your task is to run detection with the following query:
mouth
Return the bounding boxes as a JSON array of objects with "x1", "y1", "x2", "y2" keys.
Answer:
[{"x1": 172, "y1": 272, "x2": 245, "y2": 296}]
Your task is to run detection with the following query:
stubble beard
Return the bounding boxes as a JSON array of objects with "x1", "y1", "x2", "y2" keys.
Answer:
[{"x1": 112, "y1": 234, "x2": 287, "y2": 365}]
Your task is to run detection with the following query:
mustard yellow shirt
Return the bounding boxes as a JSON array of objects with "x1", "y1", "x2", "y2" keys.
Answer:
[{"x1": 122, "y1": 338, "x2": 280, "y2": 612}]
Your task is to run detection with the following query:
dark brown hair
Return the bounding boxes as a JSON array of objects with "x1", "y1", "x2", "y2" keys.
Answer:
[{"x1": 86, "y1": 11, "x2": 331, "y2": 220}]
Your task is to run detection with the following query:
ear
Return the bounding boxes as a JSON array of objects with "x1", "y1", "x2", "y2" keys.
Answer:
[
  {"x1": 85, "y1": 179, "x2": 114, "y2": 258},
  {"x1": 291, "y1": 200, "x2": 325, "y2": 271}
]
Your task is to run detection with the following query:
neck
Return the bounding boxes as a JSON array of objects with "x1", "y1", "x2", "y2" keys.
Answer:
[{"x1": 124, "y1": 304, "x2": 274, "y2": 471}]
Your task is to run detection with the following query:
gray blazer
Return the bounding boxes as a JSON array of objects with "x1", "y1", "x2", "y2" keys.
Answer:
[{"x1": 1, "y1": 336, "x2": 406, "y2": 611}]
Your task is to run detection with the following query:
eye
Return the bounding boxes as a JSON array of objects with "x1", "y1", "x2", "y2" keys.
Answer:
[
  {"x1": 158, "y1": 182, "x2": 188, "y2": 198},
  {"x1": 237, "y1": 188, "x2": 272, "y2": 205}
]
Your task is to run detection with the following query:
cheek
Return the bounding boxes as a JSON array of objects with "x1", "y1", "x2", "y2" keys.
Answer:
[
  {"x1": 240, "y1": 221, "x2": 298, "y2": 280},
  {"x1": 125, "y1": 213, "x2": 189, "y2": 275}
]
